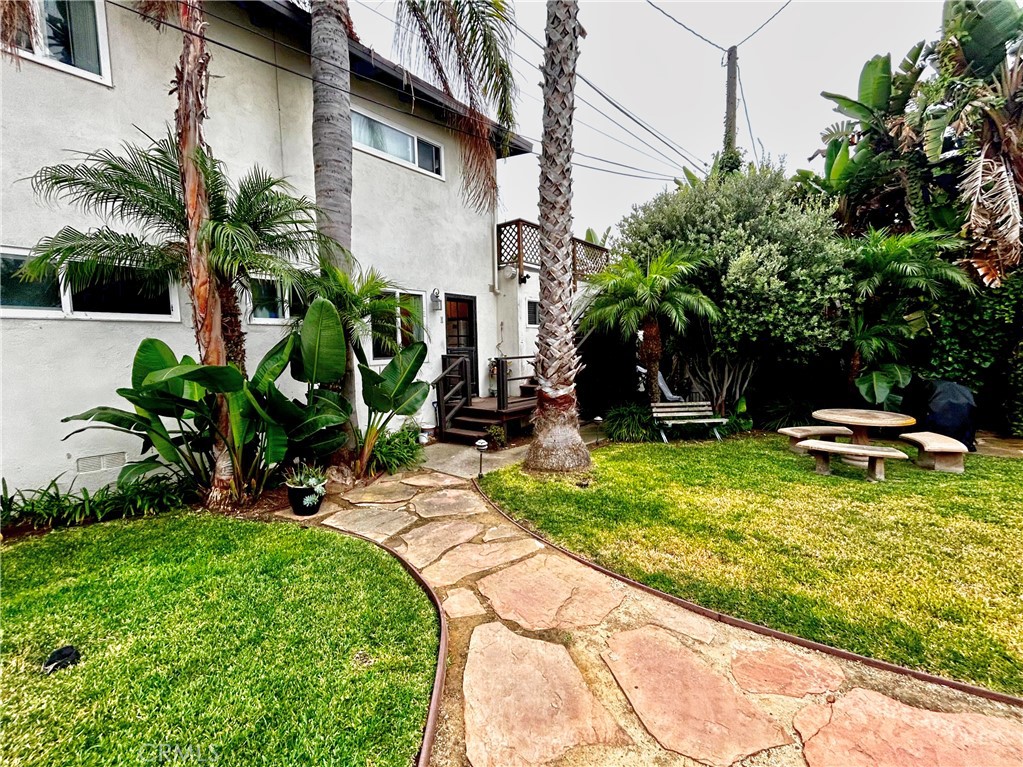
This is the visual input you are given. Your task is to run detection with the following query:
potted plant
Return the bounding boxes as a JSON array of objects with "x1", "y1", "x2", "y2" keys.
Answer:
[{"x1": 283, "y1": 464, "x2": 327, "y2": 516}]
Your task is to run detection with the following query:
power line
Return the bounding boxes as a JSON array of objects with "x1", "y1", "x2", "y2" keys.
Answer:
[
  {"x1": 644, "y1": 1, "x2": 726, "y2": 52},
  {"x1": 736, "y1": 1, "x2": 793, "y2": 48},
  {"x1": 511, "y1": 62, "x2": 687, "y2": 175},
  {"x1": 351, "y1": 0, "x2": 700, "y2": 175},
  {"x1": 105, "y1": 1, "x2": 673, "y2": 183},
  {"x1": 512, "y1": 22, "x2": 708, "y2": 171},
  {"x1": 737, "y1": 64, "x2": 759, "y2": 165}
]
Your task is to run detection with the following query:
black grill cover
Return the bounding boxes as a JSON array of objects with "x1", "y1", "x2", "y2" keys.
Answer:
[{"x1": 923, "y1": 380, "x2": 977, "y2": 451}]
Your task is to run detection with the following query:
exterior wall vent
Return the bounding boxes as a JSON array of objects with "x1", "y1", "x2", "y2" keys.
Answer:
[{"x1": 76, "y1": 452, "x2": 127, "y2": 473}]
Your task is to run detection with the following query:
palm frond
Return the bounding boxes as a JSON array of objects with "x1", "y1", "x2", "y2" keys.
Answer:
[
  {"x1": 23, "y1": 227, "x2": 181, "y2": 294},
  {"x1": 1, "y1": 0, "x2": 34, "y2": 65}
]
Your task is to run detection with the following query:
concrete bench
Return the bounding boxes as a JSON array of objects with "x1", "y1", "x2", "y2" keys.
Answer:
[
  {"x1": 778, "y1": 425, "x2": 853, "y2": 453},
  {"x1": 651, "y1": 401, "x2": 727, "y2": 443},
  {"x1": 797, "y1": 439, "x2": 909, "y2": 482},
  {"x1": 899, "y1": 431, "x2": 968, "y2": 473}
]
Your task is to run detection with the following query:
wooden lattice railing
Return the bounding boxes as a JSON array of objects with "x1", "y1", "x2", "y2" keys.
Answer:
[{"x1": 497, "y1": 219, "x2": 611, "y2": 281}]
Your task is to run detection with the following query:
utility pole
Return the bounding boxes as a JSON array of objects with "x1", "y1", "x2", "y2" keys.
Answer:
[{"x1": 723, "y1": 45, "x2": 738, "y2": 154}]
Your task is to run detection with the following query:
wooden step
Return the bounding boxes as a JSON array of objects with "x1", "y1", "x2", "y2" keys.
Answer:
[
  {"x1": 519, "y1": 383, "x2": 538, "y2": 397},
  {"x1": 442, "y1": 426, "x2": 488, "y2": 444},
  {"x1": 453, "y1": 415, "x2": 501, "y2": 430}
]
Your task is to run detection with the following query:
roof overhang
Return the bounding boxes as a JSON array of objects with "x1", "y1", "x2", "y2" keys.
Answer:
[{"x1": 237, "y1": 1, "x2": 532, "y2": 158}]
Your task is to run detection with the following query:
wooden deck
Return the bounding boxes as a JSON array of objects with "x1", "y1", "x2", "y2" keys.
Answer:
[{"x1": 466, "y1": 396, "x2": 537, "y2": 414}]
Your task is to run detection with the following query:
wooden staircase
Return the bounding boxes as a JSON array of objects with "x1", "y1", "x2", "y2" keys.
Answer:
[{"x1": 433, "y1": 355, "x2": 537, "y2": 444}]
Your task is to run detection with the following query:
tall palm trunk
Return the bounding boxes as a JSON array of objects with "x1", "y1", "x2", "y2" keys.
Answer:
[
  {"x1": 310, "y1": 0, "x2": 360, "y2": 437},
  {"x1": 641, "y1": 316, "x2": 662, "y2": 405},
  {"x1": 524, "y1": 0, "x2": 589, "y2": 473},
  {"x1": 174, "y1": 0, "x2": 231, "y2": 507},
  {"x1": 218, "y1": 282, "x2": 246, "y2": 374}
]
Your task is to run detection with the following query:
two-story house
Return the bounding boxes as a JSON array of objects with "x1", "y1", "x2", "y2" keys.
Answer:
[{"x1": 0, "y1": 0, "x2": 613, "y2": 490}]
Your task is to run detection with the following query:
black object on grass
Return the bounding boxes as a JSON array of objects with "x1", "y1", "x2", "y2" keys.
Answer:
[{"x1": 42, "y1": 645, "x2": 80, "y2": 675}]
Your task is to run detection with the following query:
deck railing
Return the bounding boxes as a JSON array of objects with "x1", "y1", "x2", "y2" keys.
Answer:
[
  {"x1": 431, "y1": 354, "x2": 472, "y2": 440},
  {"x1": 494, "y1": 355, "x2": 536, "y2": 411},
  {"x1": 497, "y1": 219, "x2": 612, "y2": 282}
]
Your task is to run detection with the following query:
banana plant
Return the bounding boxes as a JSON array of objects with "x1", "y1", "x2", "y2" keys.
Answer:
[
  {"x1": 353, "y1": 341, "x2": 430, "y2": 478},
  {"x1": 263, "y1": 297, "x2": 352, "y2": 462},
  {"x1": 856, "y1": 363, "x2": 913, "y2": 410}
]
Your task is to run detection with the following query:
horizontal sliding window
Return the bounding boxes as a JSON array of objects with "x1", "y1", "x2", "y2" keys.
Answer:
[
  {"x1": 1, "y1": 249, "x2": 178, "y2": 320},
  {"x1": 352, "y1": 110, "x2": 443, "y2": 177},
  {"x1": 16, "y1": 0, "x2": 110, "y2": 82},
  {"x1": 248, "y1": 278, "x2": 307, "y2": 323}
]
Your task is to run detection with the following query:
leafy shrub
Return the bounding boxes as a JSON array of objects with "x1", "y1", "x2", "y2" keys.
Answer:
[
  {"x1": 1008, "y1": 341, "x2": 1023, "y2": 437},
  {"x1": 1, "y1": 475, "x2": 189, "y2": 530},
  {"x1": 369, "y1": 422, "x2": 424, "y2": 475},
  {"x1": 603, "y1": 403, "x2": 657, "y2": 442},
  {"x1": 485, "y1": 424, "x2": 508, "y2": 449}
]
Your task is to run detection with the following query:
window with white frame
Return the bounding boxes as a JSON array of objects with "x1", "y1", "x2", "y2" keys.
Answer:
[
  {"x1": 14, "y1": 0, "x2": 110, "y2": 83},
  {"x1": 1, "y1": 248, "x2": 178, "y2": 320},
  {"x1": 372, "y1": 291, "x2": 425, "y2": 359},
  {"x1": 247, "y1": 279, "x2": 308, "y2": 323},
  {"x1": 352, "y1": 110, "x2": 444, "y2": 177},
  {"x1": 526, "y1": 300, "x2": 540, "y2": 327}
]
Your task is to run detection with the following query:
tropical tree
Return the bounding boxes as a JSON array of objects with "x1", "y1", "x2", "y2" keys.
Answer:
[
  {"x1": 298, "y1": 253, "x2": 425, "y2": 362},
  {"x1": 22, "y1": 135, "x2": 321, "y2": 371},
  {"x1": 579, "y1": 249, "x2": 718, "y2": 404},
  {"x1": 522, "y1": 0, "x2": 588, "y2": 473},
  {"x1": 309, "y1": 0, "x2": 517, "y2": 425},
  {"x1": 845, "y1": 228, "x2": 975, "y2": 395}
]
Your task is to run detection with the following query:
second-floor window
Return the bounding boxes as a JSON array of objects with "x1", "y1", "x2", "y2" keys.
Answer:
[
  {"x1": 353, "y1": 110, "x2": 444, "y2": 178},
  {"x1": 16, "y1": 0, "x2": 109, "y2": 82}
]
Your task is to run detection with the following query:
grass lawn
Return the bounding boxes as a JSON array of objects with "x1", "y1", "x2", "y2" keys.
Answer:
[
  {"x1": 481, "y1": 435, "x2": 1023, "y2": 695},
  {"x1": 1, "y1": 512, "x2": 438, "y2": 767}
]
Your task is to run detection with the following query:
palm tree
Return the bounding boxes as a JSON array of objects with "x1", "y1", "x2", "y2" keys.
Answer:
[
  {"x1": 22, "y1": 135, "x2": 321, "y2": 370},
  {"x1": 845, "y1": 228, "x2": 975, "y2": 385},
  {"x1": 579, "y1": 249, "x2": 719, "y2": 404},
  {"x1": 523, "y1": 0, "x2": 588, "y2": 473},
  {"x1": 298, "y1": 254, "x2": 425, "y2": 361},
  {"x1": 309, "y1": 0, "x2": 517, "y2": 428}
]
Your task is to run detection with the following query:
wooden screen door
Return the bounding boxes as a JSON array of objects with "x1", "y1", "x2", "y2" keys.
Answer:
[{"x1": 445, "y1": 294, "x2": 479, "y2": 397}]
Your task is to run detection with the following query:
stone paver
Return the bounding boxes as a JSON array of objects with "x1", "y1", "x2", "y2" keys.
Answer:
[
  {"x1": 342, "y1": 482, "x2": 418, "y2": 505},
  {"x1": 463, "y1": 622, "x2": 628, "y2": 767},
  {"x1": 276, "y1": 473, "x2": 1023, "y2": 767},
  {"x1": 640, "y1": 595, "x2": 718, "y2": 644},
  {"x1": 395, "y1": 518, "x2": 484, "y2": 569},
  {"x1": 603, "y1": 625, "x2": 791, "y2": 767},
  {"x1": 481, "y1": 524, "x2": 523, "y2": 542},
  {"x1": 400, "y1": 471, "x2": 468, "y2": 489},
  {"x1": 420, "y1": 538, "x2": 543, "y2": 588},
  {"x1": 796, "y1": 688, "x2": 1023, "y2": 767},
  {"x1": 443, "y1": 588, "x2": 487, "y2": 619},
  {"x1": 415, "y1": 487, "x2": 491, "y2": 518},
  {"x1": 732, "y1": 646, "x2": 845, "y2": 697},
  {"x1": 321, "y1": 507, "x2": 416, "y2": 543},
  {"x1": 476, "y1": 552, "x2": 626, "y2": 630}
]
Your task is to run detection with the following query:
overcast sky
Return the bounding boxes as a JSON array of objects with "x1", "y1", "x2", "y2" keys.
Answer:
[{"x1": 349, "y1": 0, "x2": 946, "y2": 238}]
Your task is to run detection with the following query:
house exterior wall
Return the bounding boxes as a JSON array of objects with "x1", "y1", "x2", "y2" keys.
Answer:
[{"x1": 0, "y1": 2, "x2": 506, "y2": 490}]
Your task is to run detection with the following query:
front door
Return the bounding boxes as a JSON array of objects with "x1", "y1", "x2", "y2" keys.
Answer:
[{"x1": 445, "y1": 294, "x2": 479, "y2": 397}]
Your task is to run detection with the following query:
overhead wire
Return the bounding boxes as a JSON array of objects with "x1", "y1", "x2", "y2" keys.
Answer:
[
  {"x1": 735, "y1": 1, "x2": 793, "y2": 48},
  {"x1": 349, "y1": 0, "x2": 699, "y2": 175},
  {"x1": 736, "y1": 64, "x2": 759, "y2": 165},
  {"x1": 644, "y1": 0, "x2": 726, "y2": 52},
  {"x1": 105, "y1": 0, "x2": 677, "y2": 183},
  {"x1": 511, "y1": 22, "x2": 708, "y2": 171}
]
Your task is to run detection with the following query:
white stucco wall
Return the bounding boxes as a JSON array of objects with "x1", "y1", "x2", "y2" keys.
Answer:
[{"x1": 0, "y1": 2, "x2": 509, "y2": 490}]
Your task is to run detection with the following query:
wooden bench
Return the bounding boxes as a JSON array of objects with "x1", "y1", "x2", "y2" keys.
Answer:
[
  {"x1": 797, "y1": 439, "x2": 908, "y2": 482},
  {"x1": 778, "y1": 425, "x2": 853, "y2": 453},
  {"x1": 651, "y1": 401, "x2": 727, "y2": 443},
  {"x1": 899, "y1": 431, "x2": 968, "y2": 473}
]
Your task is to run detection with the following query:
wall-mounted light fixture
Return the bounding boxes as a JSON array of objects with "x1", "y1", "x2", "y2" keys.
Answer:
[{"x1": 430, "y1": 288, "x2": 442, "y2": 311}]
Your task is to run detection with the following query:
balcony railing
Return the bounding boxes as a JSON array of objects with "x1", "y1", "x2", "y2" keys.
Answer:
[{"x1": 497, "y1": 219, "x2": 612, "y2": 282}]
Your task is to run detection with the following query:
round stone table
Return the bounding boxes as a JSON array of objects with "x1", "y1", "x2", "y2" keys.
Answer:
[{"x1": 812, "y1": 408, "x2": 916, "y2": 465}]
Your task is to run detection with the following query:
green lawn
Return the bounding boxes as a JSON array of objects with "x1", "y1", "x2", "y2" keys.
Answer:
[
  {"x1": 481, "y1": 435, "x2": 1023, "y2": 694},
  {"x1": 1, "y1": 512, "x2": 438, "y2": 767}
]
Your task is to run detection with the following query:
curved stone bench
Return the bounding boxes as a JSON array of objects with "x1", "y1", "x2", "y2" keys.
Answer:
[
  {"x1": 899, "y1": 431, "x2": 968, "y2": 474},
  {"x1": 797, "y1": 439, "x2": 908, "y2": 482},
  {"x1": 778, "y1": 425, "x2": 853, "y2": 453}
]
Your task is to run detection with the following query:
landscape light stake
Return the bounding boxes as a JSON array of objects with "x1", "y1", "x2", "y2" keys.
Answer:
[{"x1": 475, "y1": 439, "x2": 489, "y2": 479}]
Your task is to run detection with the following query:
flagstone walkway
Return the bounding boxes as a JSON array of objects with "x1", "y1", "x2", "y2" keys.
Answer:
[{"x1": 274, "y1": 470, "x2": 1023, "y2": 767}]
